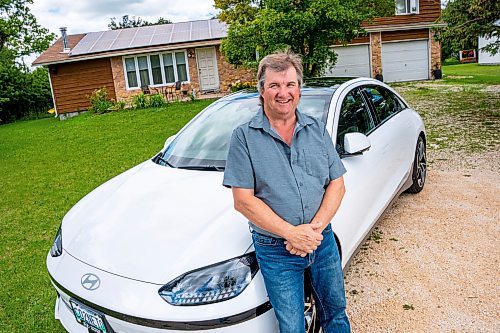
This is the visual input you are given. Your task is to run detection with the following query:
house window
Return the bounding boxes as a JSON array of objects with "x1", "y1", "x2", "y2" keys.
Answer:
[
  {"x1": 137, "y1": 56, "x2": 150, "y2": 88},
  {"x1": 175, "y1": 52, "x2": 188, "y2": 82},
  {"x1": 150, "y1": 55, "x2": 163, "y2": 85},
  {"x1": 125, "y1": 58, "x2": 138, "y2": 88},
  {"x1": 123, "y1": 50, "x2": 190, "y2": 89},
  {"x1": 163, "y1": 53, "x2": 175, "y2": 83},
  {"x1": 395, "y1": 0, "x2": 418, "y2": 15}
]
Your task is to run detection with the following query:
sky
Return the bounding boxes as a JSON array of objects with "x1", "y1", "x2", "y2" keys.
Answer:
[
  {"x1": 30, "y1": 0, "x2": 218, "y2": 36},
  {"x1": 26, "y1": 0, "x2": 218, "y2": 65}
]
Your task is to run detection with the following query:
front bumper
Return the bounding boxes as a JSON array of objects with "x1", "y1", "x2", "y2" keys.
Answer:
[
  {"x1": 48, "y1": 251, "x2": 275, "y2": 332},
  {"x1": 53, "y1": 289, "x2": 276, "y2": 332}
]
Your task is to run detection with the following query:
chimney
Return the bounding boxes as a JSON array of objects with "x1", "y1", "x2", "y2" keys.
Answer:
[{"x1": 59, "y1": 27, "x2": 70, "y2": 53}]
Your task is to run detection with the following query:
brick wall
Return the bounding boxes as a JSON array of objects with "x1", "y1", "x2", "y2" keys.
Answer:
[
  {"x1": 370, "y1": 32, "x2": 382, "y2": 78},
  {"x1": 110, "y1": 56, "x2": 131, "y2": 101},
  {"x1": 215, "y1": 46, "x2": 255, "y2": 92},
  {"x1": 187, "y1": 48, "x2": 199, "y2": 93},
  {"x1": 429, "y1": 30, "x2": 442, "y2": 78}
]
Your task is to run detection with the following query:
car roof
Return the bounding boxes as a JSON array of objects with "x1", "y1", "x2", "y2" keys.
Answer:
[
  {"x1": 219, "y1": 86, "x2": 337, "y2": 102},
  {"x1": 304, "y1": 76, "x2": 357, "y2": 88}
]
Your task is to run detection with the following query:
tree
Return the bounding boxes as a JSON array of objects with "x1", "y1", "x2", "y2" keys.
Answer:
[
  {"x1": 0, "y1": 0, "x2": 55, "y2": 123},
  {"x1": 0, "y1": 49, "x2": 53, "y2": 123},
  {"x1": 0, "y1": 0, "x2": 55, "y2": 57},
  {"x1": 439, "y1": 0, "x2": 500, "y2": 56},
  {"x1": 108, "y1": 15, "x2": 172, "y2": 30},
  {"x1": 215, "y1": 0, "x2": 393, "y2": 77}
]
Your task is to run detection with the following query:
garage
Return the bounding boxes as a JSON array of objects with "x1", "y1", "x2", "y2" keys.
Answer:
[
  {"x1": 324, "y1": 44, "x2": 371, "y2": 77},
  {"x1": 381, "y1": 40, "x2": 429, "y2": 82}
]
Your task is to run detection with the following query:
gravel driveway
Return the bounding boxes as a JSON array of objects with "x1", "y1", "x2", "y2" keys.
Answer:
[{"x1": 343, "y1": 82, "x2": 500, "y2": 332}]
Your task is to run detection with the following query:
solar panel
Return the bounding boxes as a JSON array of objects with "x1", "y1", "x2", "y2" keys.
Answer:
[
  {"x1": 150, "y1": 33, "x2": 171, "y2": 46},
  {"x1": 70, "y1": 19, "x2": 227, "y2": 56}
]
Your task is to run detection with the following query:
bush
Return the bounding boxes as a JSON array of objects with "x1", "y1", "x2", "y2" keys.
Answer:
[
  {"x1": 443, "y1": 57, "x2": 460, "y2": 66},
  {"x1": 131, "y1": 93, "x2": 167, "y2": 109},
  {"x1": 88, "y1": 87, "x2": 113, "y2": 114},
  {"x1": 230, "y1": 80, "x2": 257, "y2": 92},
  {"x1": 148, "y1": 93, "x2": 167, "y2": 108},
  {"x1": 131, "y1": 93, "x2": 148, "y2": 109},
  {"x1": 107, "y1": 100, "x2": 126, "y2": 112}
]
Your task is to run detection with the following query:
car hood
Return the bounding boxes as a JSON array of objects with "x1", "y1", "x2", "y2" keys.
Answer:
[{"x1": 62, "y1": 160, "x2": 251, "y2": 285}]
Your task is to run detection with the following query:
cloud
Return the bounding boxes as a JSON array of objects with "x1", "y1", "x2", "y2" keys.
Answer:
[{"x1": 30, "y1": 0, "x2": 219, "y2": 36}]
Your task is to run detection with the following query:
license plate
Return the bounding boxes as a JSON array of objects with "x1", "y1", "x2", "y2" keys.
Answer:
[{"x1": 70, "y1": 299, "x2": 108, "y2": 333}]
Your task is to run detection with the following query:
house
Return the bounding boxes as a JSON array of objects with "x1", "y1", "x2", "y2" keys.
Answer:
[
  {"x1": 33, "y1": 1, "x2": 442, "y2": 118},
  {"x1": 478, "y1": 20, "x2": 500, "y2": 65},
  {"x1": 325, "y1": 0, "x2": 443, "y2": 82},
  {"x1": 33, "y1": 20, "x2": 254, "y2": 118}
]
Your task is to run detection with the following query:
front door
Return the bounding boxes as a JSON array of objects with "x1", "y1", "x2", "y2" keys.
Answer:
[{"x1": 196, "y1": 47, "x2": 220, "y2": 91}]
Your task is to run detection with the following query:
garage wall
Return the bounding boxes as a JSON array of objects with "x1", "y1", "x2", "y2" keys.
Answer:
[
  {"x1": 381, "y1": 40, "x2": 429, "y2": 82},
  {"x1": 326, "y1": 45, "x2": 371, "y2": 77}
]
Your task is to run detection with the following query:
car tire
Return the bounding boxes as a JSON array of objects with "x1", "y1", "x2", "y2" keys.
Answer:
[
  {"x1": 305, "y1": 297, "x2": 321, "y2": 333},
  {"x1": 305, "y1": 273, "x2": 322, "y2": 333},
  {"x1": 406, "y1": 135, "x2": 426, "y2": 194}
]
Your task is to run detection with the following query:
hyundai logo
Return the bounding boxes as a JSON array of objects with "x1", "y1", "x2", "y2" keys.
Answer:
[{"x1": 81, "y1": 273, "x2": 100, "y2": 291}]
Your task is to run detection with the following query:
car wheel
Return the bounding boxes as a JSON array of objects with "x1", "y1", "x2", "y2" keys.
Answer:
[
  {"x1": 406, "y1": 135, "x2": 426, "y2": 194},
  {"x1": 305, "y1": 273, "x2": 322, "y2": 333},
  {"x1": 305, "y1": 295, "x2": 321, "y2": 333}
]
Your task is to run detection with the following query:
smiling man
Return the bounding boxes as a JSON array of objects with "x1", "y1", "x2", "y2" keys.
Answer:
[{"x1": 223, "y1": 52, "x2": 350, "y2": 332}]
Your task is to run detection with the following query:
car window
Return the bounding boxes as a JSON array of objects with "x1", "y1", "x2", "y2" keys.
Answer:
[
  {"x1": 336, "y1": 88, "x2": 375, "y2": 151},
  {"x1": 161, "y1": 92, "x2": 333, "y2": 169},
  {"x1": 164, "y1": 98, "x2": 259, "y2": 168},
  {"x1": 364, "y1": 86, "x2": 404, "y2": 123},
  {"x1": 298, "y1": 96, "x2": 328, "y2": 122}
]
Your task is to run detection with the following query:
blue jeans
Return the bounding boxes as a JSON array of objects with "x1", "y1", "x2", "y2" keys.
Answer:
[{"x1": 252, "y1": 224, "x2": 350, "y2": 333}]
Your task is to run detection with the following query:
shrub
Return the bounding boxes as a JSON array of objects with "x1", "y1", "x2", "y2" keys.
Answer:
[
  {"x1": 148, "y1": 93, "x2": 167, "y2": 108},
  {"x1": 131, "y1": 93, "x2": 148, "y2": 109},
  {"x1": 443, "y1": 58, "x2": 460, "y2": 66},
  {"x1": 88, "y1": 87, "x2": 113, "y2": 114},
  {"x1": 107, "y1": 100, "x2": 126, "y2": 112},
  {"x1": 230, "y1": 80, "x2": 257, "y2": 92}
]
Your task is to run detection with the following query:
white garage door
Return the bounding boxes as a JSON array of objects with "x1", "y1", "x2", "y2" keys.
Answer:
[
  {"x1": 382, "y1": 40, "x2": 429, "y2": 82},
  {"x1": 324, "y1": 45, "x2": 371, "y2": 77}
]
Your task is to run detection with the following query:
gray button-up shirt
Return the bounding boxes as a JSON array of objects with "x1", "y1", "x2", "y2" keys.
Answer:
[{"x1": 223, "y1": 108, "x2": 346, "y2": 238}]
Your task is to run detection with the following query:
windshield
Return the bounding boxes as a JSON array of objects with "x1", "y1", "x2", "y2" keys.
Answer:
[{"x1": 160, "y1": 91, "x2": 333, "y2": 169}]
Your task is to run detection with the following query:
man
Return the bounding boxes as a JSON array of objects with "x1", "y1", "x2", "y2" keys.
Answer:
[{"x1": 223, "y1": 52, "x2": 350, "y2": 333}]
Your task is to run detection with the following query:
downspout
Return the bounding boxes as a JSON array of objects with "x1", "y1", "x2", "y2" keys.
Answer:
[{"x1": 47, "y1": 69, "x2": 58, "y2": 117}]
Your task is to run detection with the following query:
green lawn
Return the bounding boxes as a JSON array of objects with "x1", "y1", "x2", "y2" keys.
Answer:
[
  {"x1": 0, "y1": 99, "x2": 214, "y2": 332},
  {"x1": 442, "y1": 63, "x2": 500, "y2": 85}
]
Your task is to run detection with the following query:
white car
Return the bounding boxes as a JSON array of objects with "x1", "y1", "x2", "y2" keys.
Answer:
[{"x1": 47, "y1": 77, "x2": 426, "y2": 333}]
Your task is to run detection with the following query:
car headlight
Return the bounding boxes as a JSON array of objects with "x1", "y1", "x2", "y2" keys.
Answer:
[
  {"x1": 50, "y1": 227, "x2": 62, "y2": 257},
  {"x1": 158, "y1": 252, "x2": 259, "y2": 306}
]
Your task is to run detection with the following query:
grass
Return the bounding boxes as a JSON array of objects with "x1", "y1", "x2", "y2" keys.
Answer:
[
  {"x1": 441, "y1": 63, "x2": 500, "y2": 85},
  {"x1": 0, "y1": 99, "x2": 214, "y2": 332},
  {"x1": 392, "y1": 64, "x2": 499, "y2": 156}
]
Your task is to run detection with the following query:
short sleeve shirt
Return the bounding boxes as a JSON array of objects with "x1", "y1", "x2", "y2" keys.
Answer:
[{"x1": 223, "y1": 108, "x2": 346, "y2": 238}]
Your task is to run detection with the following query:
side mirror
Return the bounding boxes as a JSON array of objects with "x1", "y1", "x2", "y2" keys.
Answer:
[
  {"x1": 163, "y1": 135, "x2": 177, "y2": 150},
  {"x1": 343, "y1": 132, "x2": 371, "y2": 156}
]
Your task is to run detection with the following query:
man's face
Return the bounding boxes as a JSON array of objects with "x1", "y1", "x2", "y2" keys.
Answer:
[{"x1": 261, "y1": 66, "x2": 300, "y2": 120}]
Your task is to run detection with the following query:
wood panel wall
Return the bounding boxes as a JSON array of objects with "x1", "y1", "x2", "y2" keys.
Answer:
[
  {"x1": 49, "y1": 58, "x2": 116, "y2": 114},
  {"x1": 363, "y1": 0, "x2": 441, "y2": 27},
  {"x1": 382, "y1": 29, "x2": 429, "y2": 42}
]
